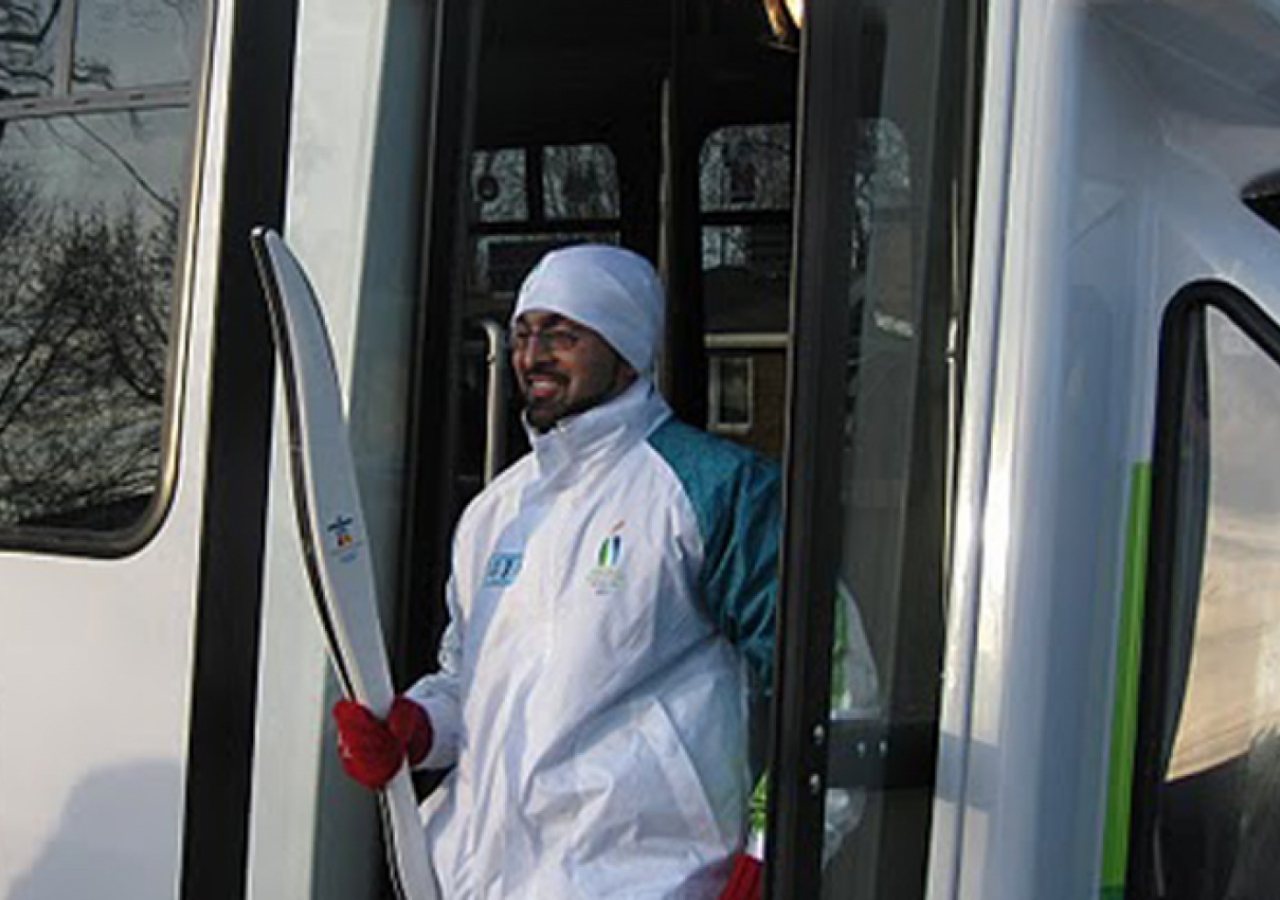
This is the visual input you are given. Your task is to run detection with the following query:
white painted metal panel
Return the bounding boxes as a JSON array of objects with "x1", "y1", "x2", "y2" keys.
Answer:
[
  {"x1": 246, "y1": 2, "x2": 435, "y2": 899},
  {"x1": 0, "y1": 0, "x2": 240, "y2": 895},
  {"x1": 940, "y1": 1, "x2": 1280, "y2": 898}
]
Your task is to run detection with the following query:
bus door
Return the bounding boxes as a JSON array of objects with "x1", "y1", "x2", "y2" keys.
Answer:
[{"x1": 765, "y1": 0, "x2": 979, "y2": 897}]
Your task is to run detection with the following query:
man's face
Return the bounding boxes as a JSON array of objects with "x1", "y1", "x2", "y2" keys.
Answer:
[{"x1": 511, "y1": 311, "x2": 637, "y2": 432}]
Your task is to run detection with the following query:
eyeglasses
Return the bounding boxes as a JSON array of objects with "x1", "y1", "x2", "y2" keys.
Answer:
[{"x1": 507, "y1": 326, "x2": 583, "y2": 354}]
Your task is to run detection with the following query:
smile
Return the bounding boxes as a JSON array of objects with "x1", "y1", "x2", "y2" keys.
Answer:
[{"x1": 525, "y1": 375, "x2": 565, "y2": 401}]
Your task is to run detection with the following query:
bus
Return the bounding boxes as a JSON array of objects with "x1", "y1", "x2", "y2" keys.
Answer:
[{"x1": 2, "y1": 0, "x2": 1279, "y2": 897}]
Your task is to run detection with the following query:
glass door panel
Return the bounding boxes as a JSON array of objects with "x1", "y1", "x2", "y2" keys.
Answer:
[{"x1": 768, "y1": 0, "x2": 979, "y2": 895}]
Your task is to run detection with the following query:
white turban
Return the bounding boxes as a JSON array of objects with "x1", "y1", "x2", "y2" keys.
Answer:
[{"x1": 512, "y1": 244, "x2": 665, "y2": 374}]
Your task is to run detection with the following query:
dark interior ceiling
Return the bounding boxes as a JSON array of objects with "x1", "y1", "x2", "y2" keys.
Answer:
[{"x1": 474, "y1": 0, "x2": 798, "y2": 147}]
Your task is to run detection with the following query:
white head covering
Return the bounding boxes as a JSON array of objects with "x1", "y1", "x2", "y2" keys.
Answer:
[{"x1": 512, "y1": 244, "x2": 665, "y2": 374}]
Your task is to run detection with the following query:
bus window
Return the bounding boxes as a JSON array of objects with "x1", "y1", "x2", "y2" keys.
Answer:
[
  {"x1": 468, "y1": 143, "x2": 622, "y2": 297},
  {"x1": 0, "y1": 0, "x2": 202, "y2": 548},
  {"x1": 1130, "y1": 287, "x2": 1280, "y2": 898},
  {"x1": 472, "y1": 148, "x2": 530, "y2": 224},
  {"x1": 701, "y1": 123, "x2": 792, "y2": 459},
  {"x1": 543, "y1": 143, "x2": 621, "y2": 221}
]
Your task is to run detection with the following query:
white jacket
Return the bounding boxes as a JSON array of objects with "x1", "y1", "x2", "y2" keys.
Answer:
[{"x1": 406, "y1": 379, "x2": 781, "y2": 899}]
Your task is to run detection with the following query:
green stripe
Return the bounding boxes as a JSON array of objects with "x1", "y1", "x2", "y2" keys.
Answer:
[{"x1": 1100, "y1": 462, "x2": 1152, "y2": 896}]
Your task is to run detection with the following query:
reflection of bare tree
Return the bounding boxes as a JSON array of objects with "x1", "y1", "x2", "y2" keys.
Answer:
[
  {"x1": 0, "y1": 0, "x2": 199, "y2": 94},
  {"x1": 0, "y1": 0, "x2": 194, "y2": 531},
  {"x1": 0, "y1": 162, "x2": 175, "y2": 528},
  {"x1": 472, "y1": 144, "x2": 623, "y2": 224},
  {"x1": 0, "y1": 0, "x2": 115, "y2": 92},
  {"x1": 0, "y1": 0, "x2": 61, "y2": 92},
  {"x1": 471, "y1": 149, "x2": 526, "y2": 222},
  {"x1": 55, "y1": 115, "x2": 179, "y2": 216}
]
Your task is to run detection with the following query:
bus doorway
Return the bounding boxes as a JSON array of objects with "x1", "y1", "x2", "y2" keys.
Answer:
[
  {"x1": 399, "y1": 0, "x2": 803, "y2": 691},
  {"x1": 392, "y1": 0, "x2": 975, "y2": 896},
  {"x1": 390, "y1": 0, "x2": 804, "y2": 886}
]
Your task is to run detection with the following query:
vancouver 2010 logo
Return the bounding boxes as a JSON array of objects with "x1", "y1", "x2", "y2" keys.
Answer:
[
  {"x1": 588, "y1": 522, "x2": 626, "y2": 595},
  {"x1": 326, "y1": 513, "x2": 362, "y2": 561}
]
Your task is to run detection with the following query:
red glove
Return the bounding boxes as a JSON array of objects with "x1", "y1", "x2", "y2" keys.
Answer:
[
  {"x1": 718, "y1": 853, "x2": 762, "y2": 900},
  {"x1": 332, "y1": 696, "x2": 433, "y2": 790}
]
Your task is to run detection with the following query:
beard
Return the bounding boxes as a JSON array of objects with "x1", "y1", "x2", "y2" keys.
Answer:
[{"x1": 520, "y1": 360, "x2": 634, "y2": 432}]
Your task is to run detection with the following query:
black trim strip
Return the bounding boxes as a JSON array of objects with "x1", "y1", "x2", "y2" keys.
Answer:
[
  {"x1": 180, "y1": 1, "x2": 300, "y2": 898},
  {"x1": 765, "y1": 0, "x2": 867, "y2": 894},
  {"x1": 1127, "y1": 281, "x2": 1280, "y2": 899}
]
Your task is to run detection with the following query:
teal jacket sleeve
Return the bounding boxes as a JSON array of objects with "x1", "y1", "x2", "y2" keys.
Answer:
[
  {"x1": 648, "y1": 420, "x2": 782, "y2": 691},
  {"x1": 700, "y1": 451, "x2": 781, "y2": 692}
]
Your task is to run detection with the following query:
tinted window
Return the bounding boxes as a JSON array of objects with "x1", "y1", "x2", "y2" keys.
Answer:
[
  {"x1": 0, "y1": 1, "x2": 60, "y2": 98},
  {"x1": 543, "y1": 144, "x2": 619, "y2": 220},
  {"x1": 0, "y1": 0, "x2": 201, "y2": 544},
  {"x1": 468, "y1": 143, "x2": 621, "y2": 296},
  {"x1": 73, "y1": 0, "x2": 200, "y2": 91}
]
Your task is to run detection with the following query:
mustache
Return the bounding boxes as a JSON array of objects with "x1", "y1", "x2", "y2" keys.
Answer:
[{"x1": 522, "y1": 365, "x2": 567, "y2": 382}]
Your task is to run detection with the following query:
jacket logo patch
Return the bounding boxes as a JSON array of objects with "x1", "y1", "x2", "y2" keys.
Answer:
[
  {"x1": 483, "y1": 552, "x2": 523, "y2": 587},
  {"x1": 587, "y1": 522, "x2": 626, "y2": 595}
]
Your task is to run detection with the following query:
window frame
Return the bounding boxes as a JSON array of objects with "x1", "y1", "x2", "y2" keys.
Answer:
[
  {"x1": 708, "y1": 352, "x2": 755, "y2": 434},
  {"x1": 0, "y1": 0, "x2": 212, "y2": 557},
  {"x1": 1127, "y1": 279, "x2": 1280, "y2": 898}
]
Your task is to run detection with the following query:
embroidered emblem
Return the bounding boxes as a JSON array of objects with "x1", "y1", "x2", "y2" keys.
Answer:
[
  {"x1": 325, "y1": 514, "x2": 362, "y2": 562},
  {"x1": 587, "y1": 521, "x2": 626, "y2": 595},
  {"x1": 483, "y1": 552, "x2": 523, "y2": 587}
]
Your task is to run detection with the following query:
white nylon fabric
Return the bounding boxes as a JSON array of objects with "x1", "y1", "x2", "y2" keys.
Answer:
[
  {"x1": 512, "y1": 244, "x2": 665, "y2": 375},
  {"x1": 407, "y1": 380, "x2": 747, "y2": 899}
]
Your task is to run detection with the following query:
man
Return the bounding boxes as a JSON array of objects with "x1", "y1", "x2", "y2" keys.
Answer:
[{"x1": 335, "y1": 244, "x2": 779, "y2": 899}]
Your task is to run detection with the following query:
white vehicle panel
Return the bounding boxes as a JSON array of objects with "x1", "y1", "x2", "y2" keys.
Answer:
[{"x1": 0, "y1": 0, "x2": 239, "y2": 892}]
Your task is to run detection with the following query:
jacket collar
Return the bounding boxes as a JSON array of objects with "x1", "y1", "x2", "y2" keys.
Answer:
[{"x1": 524, "y1": 378, "x2": 671, "y2": 486}]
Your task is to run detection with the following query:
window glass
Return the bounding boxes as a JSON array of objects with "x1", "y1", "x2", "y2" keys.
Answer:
[
  {"x1": 699, "y1": 124, "x2": 792, "y2": 212},
  {"x1": 73, "y1": 0, "x2": 200, "y2": 91},
  {"x1": 774, "y1": 0, "x2": 975, "y2": 893},
  {"x1": 542, "y1": 143, "x2": 618, "y2": 220},
  {"x1": 702, "y1": 222, "x2": 791, "y2": 278},
  {"x1": 468, "y1": 145, "x2": 621, "y2": 301},
  {"x1": 709, "y1": 354, "x2": 754, "y2": 432},
  {"x1": 0, "y1": 107, "x2": 191, "y2": 531},
  {"x1": 699, "y1": 125, "x2": 792, "y2": 460},
  {"x1": 472, "y1": 148, "x2": 527, "y2": 223},
  {"x1": 0, "y1": 0, "x2": 60, "y2": 98},
  {"x1": 819, "y1": 112, "x2": 931, "y2": 896},
  {"x1": 1152, "y1": 305, "x2": 1280, "y2": 898}
]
